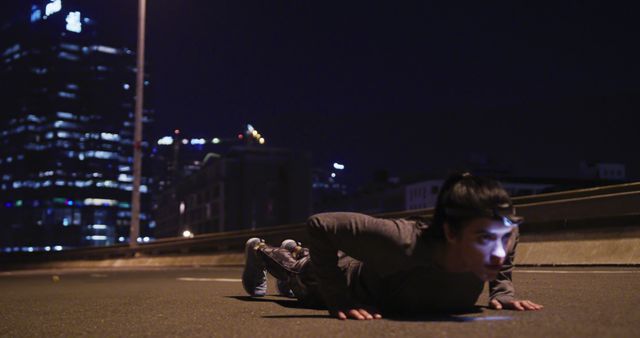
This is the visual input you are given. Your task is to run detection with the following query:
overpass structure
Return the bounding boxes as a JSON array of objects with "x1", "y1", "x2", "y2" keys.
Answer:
[
  {"x1": 1, "y1": 181, "x2": 639, "y2": 270},
  {"x1": 1, "y1": 182, "x2": 639, "y2": 337}
]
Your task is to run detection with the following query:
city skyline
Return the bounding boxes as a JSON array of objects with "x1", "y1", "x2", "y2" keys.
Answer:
[{"x1": 4, "y1": 1, "x2": 640, "y2": 184}]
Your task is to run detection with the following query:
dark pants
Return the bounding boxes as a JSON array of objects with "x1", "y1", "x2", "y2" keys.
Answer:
[{"x1": 257, "y1": 244, "x2": 325, "y2": 306}]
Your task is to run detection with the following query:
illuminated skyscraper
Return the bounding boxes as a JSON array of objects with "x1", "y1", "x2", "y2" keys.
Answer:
[{"x1": 0, "y1": 1, "x2": 153, "y2": 251}]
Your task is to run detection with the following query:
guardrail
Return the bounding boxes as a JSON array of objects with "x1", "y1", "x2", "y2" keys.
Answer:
[{"x1": 2, "y1": 181, "x2": 639, "y2": 267}]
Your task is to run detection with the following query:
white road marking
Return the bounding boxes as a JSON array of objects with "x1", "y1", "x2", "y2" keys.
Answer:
[
  {"x1": 177, "y1": 277, "x2": 242, "y2": 282},
  {"x1": 516, "y1": 270, "x2": 640, "y2": 274}
]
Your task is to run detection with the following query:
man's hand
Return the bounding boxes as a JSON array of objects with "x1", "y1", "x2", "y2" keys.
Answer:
[
  {"x1": 330, "y1": 307, "x2": 383, "y2": 320},
  {"x1": 490, "y1": 299, "x2": 543, "y2": 311}
]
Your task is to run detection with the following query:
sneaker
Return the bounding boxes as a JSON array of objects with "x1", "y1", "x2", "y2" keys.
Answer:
[
  {"x1": 282, "y1": 239, "x2": 304, "y2": 259},
  {"x1": 276, "y1": 239, "x2": 297, "y2": 297},
  {"x1": 280, "y1": 239, "x2": 298, "y2": 252},
  {"x1": 242, "y1": 237, "x2": 267, "y2": 297}
]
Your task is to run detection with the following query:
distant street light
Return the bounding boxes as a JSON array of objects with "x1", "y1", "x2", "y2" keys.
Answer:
[{"x1": 130, "y1": 0, "x2": 147, "y2": 248}]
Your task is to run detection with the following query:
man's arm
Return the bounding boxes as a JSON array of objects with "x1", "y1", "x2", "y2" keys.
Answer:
[
  {"x1": 306, "y1": 212, "x2": 420, "y2": 319},
  {"x1": 489, "y1": 228, "x2": 544, "y2": 311},
  {"x1": 488, "y1": 228, "x2": 518, "y2": 304}
]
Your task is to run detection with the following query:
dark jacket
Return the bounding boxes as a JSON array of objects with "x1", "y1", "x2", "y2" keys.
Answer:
[{"x1": 307, "y1": 212, "x2": 516, "y2": 313}]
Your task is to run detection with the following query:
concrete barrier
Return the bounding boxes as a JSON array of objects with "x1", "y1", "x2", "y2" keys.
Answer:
[
  {"x1": 516, "y1": 237, "x2": 640, "y2": 266},
  {"x1": 4, "y1": 235, "x2": 640, "y2": 272}
]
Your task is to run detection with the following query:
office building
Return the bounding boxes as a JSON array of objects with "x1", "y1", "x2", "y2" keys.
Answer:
[{"x1": 0, "y1": 1, "x2": 153, "y2": 251}]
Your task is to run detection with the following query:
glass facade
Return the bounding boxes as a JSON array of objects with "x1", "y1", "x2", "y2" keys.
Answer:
[{"x1": 0, "y1": 1, "x2": 153, "y2": 250}]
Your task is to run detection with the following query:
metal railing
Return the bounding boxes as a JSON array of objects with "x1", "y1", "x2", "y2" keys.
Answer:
[{"x1": 2, "y1": 181, "x2": 639, "y2": 266}]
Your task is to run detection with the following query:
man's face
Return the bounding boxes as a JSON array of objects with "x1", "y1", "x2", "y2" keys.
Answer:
[{"x1": 448, "y1": 218, "x2": 517, "y2": 281}]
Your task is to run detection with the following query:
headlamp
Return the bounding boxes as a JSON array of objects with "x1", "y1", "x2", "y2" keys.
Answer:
[{"x1": 444, "y1": 203, "x2": 523, "y2": 227}]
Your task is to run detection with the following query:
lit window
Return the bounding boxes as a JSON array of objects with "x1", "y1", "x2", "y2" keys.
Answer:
[
  {"x1": 27, "y1": 115, "x2": 41, "y2": 123},
  {"x1": 58, "y1": 51, "x2": 79, "y2": 61},
  {"x1": 54, "y1": 120, "x2": 78, "y2": 129},
  {"x1": 100, "y1": 132, "x2": 120, "y2": 141},
  {"x1": 56, "y1": 111, "x2": 76, "y2": 119},
  {"x1": 96, "y1": 180, "x2": 118, "y2": 188},
  {"x1": 123, "y1": 83, "x2": 130, "y2": 90},
  {"x1": 84, "y1": 150, "x2": 117, "y2": 159},
  {"x1": 94, "y1": 45, "x2": 119, "y2": 54},
  {"x1": 74, "y1": 180, "x2": 91, "y2": 188},
  {"x1": 45, "y1": 0, "x2": 62, "y2": 16},
  {"x1": 84, "y1": 198, "x2": 117, "y2": 207},
  {"x1": 118, "y1": 174, "x2": 133, "y2": 182},
  {"x1": 30, "y1": 7, "x2": 42, "y2": 22},
  {"x1": 60, "y1": 43, "x2": 80, "y2": 51},
  {"x1": 57, "y1": 91, "x2": 77, "y2": 99},
  {"x1": 157, "y1": 136, "x2": 173, "y2": 145},
  {"x1": 65, "y1": 11, "x2": 82, "y2": 33}
]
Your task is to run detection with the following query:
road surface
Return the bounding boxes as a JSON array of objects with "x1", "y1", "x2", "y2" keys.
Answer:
[{"x1": 1, "y1": 266, "x2": 639, "y2": 337}]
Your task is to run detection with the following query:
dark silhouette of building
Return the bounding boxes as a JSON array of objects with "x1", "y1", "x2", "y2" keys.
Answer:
[
  {"x1": 154, "y1": 146, "x2": 311, "y2": 238},
  {"x1": 151, "y1": 129, "x2": 248, "y2": 197},
  {"x1": 0, "y1": 1, "x2": 153, "y2": 251},
  {"x1": 311, "y1": 163, "x2": 348, "y2": 213}
]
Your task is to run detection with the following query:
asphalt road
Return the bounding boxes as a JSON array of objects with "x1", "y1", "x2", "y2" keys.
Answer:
[{"x1": 0, "y1": 266, "x2": 639, "y2": 337}]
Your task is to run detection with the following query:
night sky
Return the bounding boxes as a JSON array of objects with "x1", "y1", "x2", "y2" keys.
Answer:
[{"x1": 12, "y1": 1, "x2": 640, "y2": 183}]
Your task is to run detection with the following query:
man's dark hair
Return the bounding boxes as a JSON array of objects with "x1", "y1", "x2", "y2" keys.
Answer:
[{"x1": 431, "y1": 172, "x2": 516, "y2": 240}]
